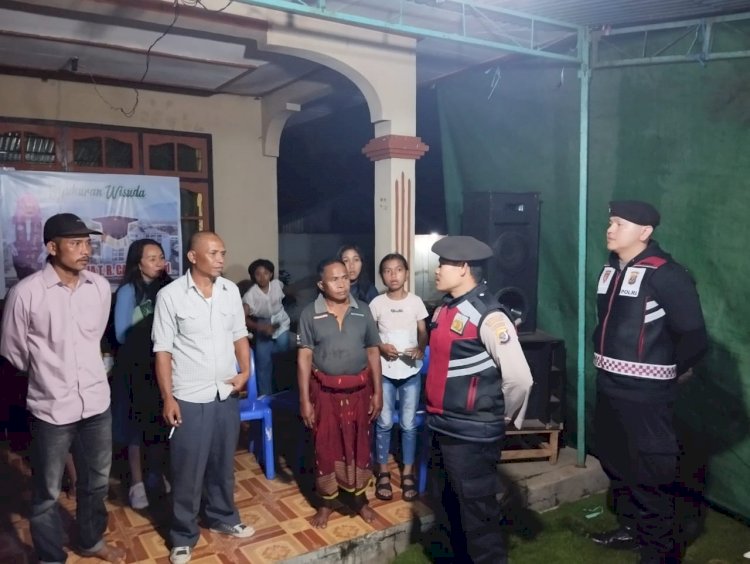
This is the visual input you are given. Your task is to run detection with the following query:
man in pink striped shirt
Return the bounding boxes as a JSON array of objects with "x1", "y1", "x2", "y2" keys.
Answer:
[{"x1": 1, "y1": 213, "x2": 124, "y2": 564}]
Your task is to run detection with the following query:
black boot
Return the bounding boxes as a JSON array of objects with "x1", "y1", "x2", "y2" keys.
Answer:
[{"x1": 590, "y1": 526, "x2": 638, "y2": 550}]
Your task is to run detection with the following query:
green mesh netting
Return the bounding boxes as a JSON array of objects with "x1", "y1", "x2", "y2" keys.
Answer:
[{"x1": 435, "y1": 59, "x2": 750, "y2": 520}]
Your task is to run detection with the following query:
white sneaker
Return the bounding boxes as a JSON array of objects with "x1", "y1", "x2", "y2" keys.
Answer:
[
  {"x1": 209, "y1": 522, "x2": 255, "y2": 538},
  {"x1": 169, "y1": 546, "x2": 192, "y2": 564},
  {"x1": 129, "y1": 481, "x2": 149, "y2": 509}
]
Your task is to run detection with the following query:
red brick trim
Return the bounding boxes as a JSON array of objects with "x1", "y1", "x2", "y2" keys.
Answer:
[{"x1": 362, "y1": 135, "x2": 429, "y2": 162}]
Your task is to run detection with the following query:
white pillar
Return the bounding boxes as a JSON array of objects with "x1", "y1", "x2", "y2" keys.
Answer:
[{"x1": 363, "y1": 135, "x2": 429, "y2": 290}]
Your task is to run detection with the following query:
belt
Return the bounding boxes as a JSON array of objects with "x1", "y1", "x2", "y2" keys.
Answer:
[{"x1": 594, "y1": 353, "x2": 677, "y2": 380}]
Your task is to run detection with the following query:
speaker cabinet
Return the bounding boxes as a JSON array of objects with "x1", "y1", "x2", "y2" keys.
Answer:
[
  {"x1": 462, "y1": 192, "x2": 541, "y2": 333},
  {"x1": 519, "y1": 332, "x2": 565, "y2": 426}
]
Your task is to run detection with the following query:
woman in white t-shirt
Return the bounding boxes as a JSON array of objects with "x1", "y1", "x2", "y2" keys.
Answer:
[
  {"x1": 369, "y1": 253, "x2": 428, "y2": 502},
  {"x1": 242, "y1": 259, "x2": 291, "y2": 396}
]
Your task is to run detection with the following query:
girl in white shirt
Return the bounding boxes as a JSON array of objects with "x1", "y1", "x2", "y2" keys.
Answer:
[{"x1": 369, "y1": 253, "x2": 428, "y2": 502}]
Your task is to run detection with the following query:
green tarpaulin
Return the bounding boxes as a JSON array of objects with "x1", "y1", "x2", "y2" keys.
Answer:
[{"x1": 436, "y1": 58, "x2": 750, "y2": 520}]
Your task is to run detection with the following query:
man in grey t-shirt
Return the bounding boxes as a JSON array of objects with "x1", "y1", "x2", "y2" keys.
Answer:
[{"x1": 297, "y1": 258, "x2": 382, "y2": 529}]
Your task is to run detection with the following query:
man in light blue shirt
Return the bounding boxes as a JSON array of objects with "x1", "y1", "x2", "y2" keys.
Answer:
[{"x1": 152, "y1": 231, "x2": 253, "y2": 564}]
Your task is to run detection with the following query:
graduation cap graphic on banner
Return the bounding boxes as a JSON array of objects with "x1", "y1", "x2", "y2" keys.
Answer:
[{"x1": 93, "y1": 215, "x2": 138, "y2": 242}]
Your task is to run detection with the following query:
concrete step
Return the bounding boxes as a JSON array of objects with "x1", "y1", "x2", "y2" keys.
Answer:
[
  {"x1": 501, "y1": 447, "x2": 610, "y2": 513},
  {"x1": 282, "y1": 447, "x2": 609, "y2": 563}
]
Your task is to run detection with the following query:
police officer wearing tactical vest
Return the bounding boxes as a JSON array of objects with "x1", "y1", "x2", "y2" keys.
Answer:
[
  {"x1": 426, "y1": 236, "x2": 533, "y2": 564},
  {"x1": 591, "y1": 201, "x2": 707, "y2": 564}
]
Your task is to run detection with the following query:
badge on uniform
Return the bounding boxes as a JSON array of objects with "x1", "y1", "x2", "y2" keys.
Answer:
[
  {"x1": 597, "y1": 267, "x2": 615, "y2": 294},
  {"x1": 619, "y1": 267, "x2": 645, "y2": 297},
  {"x1": 450, "y1": 313, "x2": 468, "y2": 334},
  {"x1": 495, "y1": 322, "x2": 511, "y2": 344}
]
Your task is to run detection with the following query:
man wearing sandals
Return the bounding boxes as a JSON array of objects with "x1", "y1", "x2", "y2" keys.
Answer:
[
  {"x1": 426, "y1": 236, "x2": 533, "y2": 564},
  {"x1": 297, "y1": 258, "x2": 383, "y2": 528}
]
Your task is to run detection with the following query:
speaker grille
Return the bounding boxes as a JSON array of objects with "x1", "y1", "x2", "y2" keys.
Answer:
[
  {"x1": 493, "y1": 231, "x2": 530, "y2": 274},
  {"x1": 462, "y1": 192, "x2": 540, "y2": 333}
]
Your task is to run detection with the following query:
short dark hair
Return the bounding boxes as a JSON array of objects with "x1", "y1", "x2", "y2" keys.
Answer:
[
  {"x1": 247, "y1": 259, "x2": 275, "y2": 284},
  {"x1": 317, "y1": 257, "x2": 346, "y2": 280},
  {"x1": 468, "y1": 263, "x2": 484, "y2": 283},
  {"x1": 378, "y1": 253, "x2": 409, "y2": 277}
]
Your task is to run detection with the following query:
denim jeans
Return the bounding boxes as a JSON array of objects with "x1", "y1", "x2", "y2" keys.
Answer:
[
  {"x1": 254, "y1": 329, "x2": 290, "y2": 396},
  {"x1": 29, "y1": 408, "x2": 113, "y2": 563},
  {"x1": 375, "y1": 373, "x2": 421, "y2": 465}
]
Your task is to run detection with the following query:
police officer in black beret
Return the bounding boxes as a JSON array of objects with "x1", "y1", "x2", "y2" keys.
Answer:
[
  {"x1": 591, "y1": 201, "x2": 708, "y2": 563},
  {"x1": 425, "y1": 236, "x2": 533, "y2": 564}
]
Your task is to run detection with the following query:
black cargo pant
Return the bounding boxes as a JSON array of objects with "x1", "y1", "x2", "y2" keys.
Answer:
[
  {"x1": 595, "y1": 391, "x2": 680, "y2": 562},
  {"x1": 430, "y1": 432, "x2": 506, "y2": 564}
]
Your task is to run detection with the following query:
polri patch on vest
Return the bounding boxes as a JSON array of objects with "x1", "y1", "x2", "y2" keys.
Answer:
[
  {"x1": 313, "y1": 313, "x2": 328, "y2": 320},
  {"x1": 450, "y1": 313, "x2": 469, "y2": 334},
  {"x1": 496, "y1": 324, "x2": 511, "y2": 344},
  {"x1": 598, "y1": 267, "x2": 615, "y2": 294},
  {"x1": 619, "y1": 267, "x2": 646, "y2": 297},
  {"x1": 486, "y1": 315, "x2": 511, "y2": 344}
]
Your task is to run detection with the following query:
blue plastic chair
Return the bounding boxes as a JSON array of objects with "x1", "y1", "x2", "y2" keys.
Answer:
[
  {"x1": 266, "y1": 388, "x2": 307, "y2": 471},
  {"x1": 390, "y1": 346, "x2": 430, "y2": 495},
  {"x1": 238, "y1": 350, "x2": 275, "y2": 480}
]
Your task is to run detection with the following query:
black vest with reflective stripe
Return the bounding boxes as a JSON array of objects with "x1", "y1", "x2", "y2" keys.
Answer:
[
  {"x1": 594, "y1": 252, "x2": 676, "y2": 373},
  {"x1": 426, "y1": 285, "x2": 507, "y2": 442}
]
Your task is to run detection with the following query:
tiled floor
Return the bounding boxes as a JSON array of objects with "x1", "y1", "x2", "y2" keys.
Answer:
[{"x1": 0, "y1": 424, "x2": 433, "y2": 563}]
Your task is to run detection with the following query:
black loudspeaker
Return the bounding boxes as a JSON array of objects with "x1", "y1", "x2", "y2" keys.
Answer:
[
  {"x1": 519, "y1": 333, "x2": 566, "y2": 425},
  {"x1": 462, "y1": 192, "x2": 541, "y2": 333}
]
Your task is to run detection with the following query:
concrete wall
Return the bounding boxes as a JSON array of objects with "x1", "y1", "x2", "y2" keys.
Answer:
[{"x1": 0, "y1": 74, "x2": 277, "y2": 282}]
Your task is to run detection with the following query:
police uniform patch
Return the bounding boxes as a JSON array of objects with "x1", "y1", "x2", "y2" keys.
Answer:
[
  {"x1": 451, "y1": 313, "x2": 468, "y2": 334},
  {"x1": 495, "y1": 322, "x2": 511, "y2": 344},
  {"x1": 485, "y1": 314, "x2": 511, "y2": 344},
  {"x1": 619, "y1": 267, "x2": 646, "y2": 297},
  {"x1": 598, "y1": 267, "x2": 615, "y2": 294}
]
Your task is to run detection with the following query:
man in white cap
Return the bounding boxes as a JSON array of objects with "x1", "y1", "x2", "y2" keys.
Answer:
[
  {"x1": 591, "y1": 201, "x2": 707, "y2": 564},
  {"x1": 425, "y1": 235, "x2": 533, "y2": 564}
]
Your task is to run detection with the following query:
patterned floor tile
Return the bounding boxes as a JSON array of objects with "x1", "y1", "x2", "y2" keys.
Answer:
[
  {"x1": 237, "y1": 533, "x2": 308, "y2": 562},
  {"x1": 0, "y1": 443, "x2": 432, "y2": 564}
]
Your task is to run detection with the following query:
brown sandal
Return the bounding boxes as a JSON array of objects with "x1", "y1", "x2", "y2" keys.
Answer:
[
  {"x1": 374, "y1": 471, "x2": 393, "y2": 501},
  {"x1": 401, "y1": 474, "x2": 418, "y2": 502}
]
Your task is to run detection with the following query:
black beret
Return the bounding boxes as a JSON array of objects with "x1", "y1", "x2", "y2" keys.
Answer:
[
  {"x1": 609, "y1": 200, "x2": 660, "y2": 227},
  {"x1": 431, "y1": 236, "x2": 493, "y2": 262}
]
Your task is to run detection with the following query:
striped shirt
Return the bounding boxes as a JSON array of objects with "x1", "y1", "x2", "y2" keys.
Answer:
[{"x1": 152, "y1": 271, "x2": 248, "y2": 403}]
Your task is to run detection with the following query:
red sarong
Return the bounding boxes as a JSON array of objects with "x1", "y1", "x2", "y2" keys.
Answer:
[{"x1": 311, "y1": 368, "x2": 373, "y2": 498}]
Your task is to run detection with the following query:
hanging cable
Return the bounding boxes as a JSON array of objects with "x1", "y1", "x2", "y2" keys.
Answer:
[
  {"x1": 193, "y1": 0, "x2": 235, "y2": 11},
  {"x1": 81, "y1": 0, "x2": 181, "y2": 118}
]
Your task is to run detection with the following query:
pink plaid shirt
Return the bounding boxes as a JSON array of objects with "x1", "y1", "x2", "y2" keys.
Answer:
[{"x1": 1, "y1": 263, "x2": 111, "y2": 424}]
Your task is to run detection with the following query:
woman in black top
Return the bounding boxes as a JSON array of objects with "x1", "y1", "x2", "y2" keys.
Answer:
[{"x1": 337, "y1": 244, "x2": 379, "y2": 303}]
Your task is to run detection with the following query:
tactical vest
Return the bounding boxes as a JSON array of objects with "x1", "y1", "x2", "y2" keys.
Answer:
[
  {"x1": 426, "y1": 286, "x2": 506, "y2": 441},
  {"x1": 593, "y1": 255, "x2": 678, "y2": 381}
]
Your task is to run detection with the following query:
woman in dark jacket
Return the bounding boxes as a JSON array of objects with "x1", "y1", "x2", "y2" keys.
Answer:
[
  {"x1": 112, "y1": 238, "x2": 172, "y2": 509},
  {"x1": 337, "y1": 244, "x2": 379, "y2": 303}
]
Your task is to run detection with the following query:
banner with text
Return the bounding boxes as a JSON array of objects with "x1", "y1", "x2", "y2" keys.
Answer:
[{"x1": 0, "y1": 171, "x2": 181, "y2": 296}]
